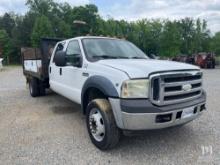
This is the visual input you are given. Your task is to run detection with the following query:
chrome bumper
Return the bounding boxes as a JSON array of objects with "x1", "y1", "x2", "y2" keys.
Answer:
[
  {"x1": 121, "y1": 108, "x2": 203, "y2": 130},
  {"x1": 109, "y1": 95, "x2": 206, "y2": 130}
]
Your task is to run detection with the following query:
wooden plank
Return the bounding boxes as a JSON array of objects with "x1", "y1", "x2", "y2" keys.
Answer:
[{"x1": 21, "y1": 47, "x2": 42, "y2": 60}]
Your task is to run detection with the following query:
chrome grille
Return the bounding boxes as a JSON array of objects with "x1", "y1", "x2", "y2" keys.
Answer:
[{"x1": 149, "y1": 71, "x2": 203, "y2": 106}]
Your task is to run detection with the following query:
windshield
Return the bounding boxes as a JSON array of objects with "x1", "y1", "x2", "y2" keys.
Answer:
[{"x1": 82, "y1": 38, "x2": 148, "y2": 62}]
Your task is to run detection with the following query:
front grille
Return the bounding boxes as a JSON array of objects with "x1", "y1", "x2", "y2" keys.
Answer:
[{"x1": 149, "y1": 71, "x2": 203, "y2": 106}]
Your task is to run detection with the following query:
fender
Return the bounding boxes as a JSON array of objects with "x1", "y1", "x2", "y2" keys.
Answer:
[{"x1": 81, "y1": 75, "x2": 119, "y2": 112}]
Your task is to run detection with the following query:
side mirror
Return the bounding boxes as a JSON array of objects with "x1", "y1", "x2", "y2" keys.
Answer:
[
  {"x1": 54, "y1": 51, "x2": 66, "y2": 67},
  {"x1": 66, "y1": 54, "x2": 82, "y2": 68}
]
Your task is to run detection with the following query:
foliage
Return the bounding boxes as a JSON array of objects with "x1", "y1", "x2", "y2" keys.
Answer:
[
  {"x1": 0, "y1": 29, "x2": 13, "y2": 64},
  {"x1": 211, "y1": 32, "x2": 220, "y2": 56},
  {"x1": 0, "y1": 0, "x2": 219, "y2": 64},
  {"x1": 31, "y1": 15, "x2": 54, "y2": 47},
  {"x1": 160, "y1": 21, "x2": 181, "y2": 57}
]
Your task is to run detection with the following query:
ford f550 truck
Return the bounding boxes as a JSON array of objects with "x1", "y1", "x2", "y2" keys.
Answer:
[{"x1": 22, "y1": 37, "x2": 206, "y2": 150}]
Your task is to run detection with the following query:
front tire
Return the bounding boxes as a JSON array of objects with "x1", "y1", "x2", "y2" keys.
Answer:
[{"x1": 86, "y1": 99, "x2": 120, "y2": 150}]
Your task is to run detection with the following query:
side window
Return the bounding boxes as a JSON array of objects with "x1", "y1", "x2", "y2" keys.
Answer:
[
  {"x1": 66, "y1": 40, "x2": 82, "y2": 66},
  {"x1": 66, "y1": 40, "x2": 81, "y2": 55}
]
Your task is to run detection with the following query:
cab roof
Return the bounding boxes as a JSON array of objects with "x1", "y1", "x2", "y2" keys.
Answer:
[{"x1": 64, "y1": 36, "x2": 124, "y2": 42}]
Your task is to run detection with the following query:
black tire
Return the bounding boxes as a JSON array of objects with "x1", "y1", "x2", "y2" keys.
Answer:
[
  {"x1": 39, "y1": 83, "x2": 46, "y2": 96},
  {"x1": 29, "y1": 78, "x2": 40, "y2": 97},
  {"x1": 86, "y1": 99, "x2": 120, "y2": 150}
]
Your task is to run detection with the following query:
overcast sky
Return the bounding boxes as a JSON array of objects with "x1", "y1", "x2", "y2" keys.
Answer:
[{"x1": 0, "y1": 0, "x2": 219, "y2": 33}]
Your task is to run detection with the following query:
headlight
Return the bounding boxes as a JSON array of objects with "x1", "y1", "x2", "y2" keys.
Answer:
[{"x1": 121, "y1": 79, "x2": 149, "y2": 98}]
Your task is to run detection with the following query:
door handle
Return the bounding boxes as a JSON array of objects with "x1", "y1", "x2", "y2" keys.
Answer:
[{"x1": 59, "y1": 68, "x2": 62, "y2": 75}]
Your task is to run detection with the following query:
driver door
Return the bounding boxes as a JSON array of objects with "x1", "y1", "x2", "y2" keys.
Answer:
[{"x1": 59, "y1": 40, "x2": 86, "y2": 104}]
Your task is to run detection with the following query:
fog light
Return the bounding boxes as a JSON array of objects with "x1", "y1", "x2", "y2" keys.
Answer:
[
  {"x1": 200, "y1": 104, "x2": 206, "y2": 112},
  {"x1": 176, "y1": 111, "x2": 182, "y2": 119},
  {"x1": 193, "y1": 107, "x2": 198, "y2": 114},
  {"x1": 156, "y1": 114, "x2": 172, "y2": 123}
]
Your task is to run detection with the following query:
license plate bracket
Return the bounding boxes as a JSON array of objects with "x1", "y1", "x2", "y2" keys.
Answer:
[{"x1": 182, "y1": 106, "x2": 194, "y2": 119}]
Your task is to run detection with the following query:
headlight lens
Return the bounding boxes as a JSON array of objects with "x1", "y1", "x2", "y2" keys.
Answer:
[{"x1": 121, "y1": 79, "x2": 149, "y2": 98}]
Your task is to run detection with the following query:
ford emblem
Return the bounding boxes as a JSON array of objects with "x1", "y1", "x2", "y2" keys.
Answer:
[{"x1": 182, "y1": 84, "x2": 192, "y2": 91}]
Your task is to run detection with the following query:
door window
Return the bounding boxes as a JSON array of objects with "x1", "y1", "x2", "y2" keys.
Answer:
[{"x1": 66, "y1": 40, "x2": 82, "y2": 66}]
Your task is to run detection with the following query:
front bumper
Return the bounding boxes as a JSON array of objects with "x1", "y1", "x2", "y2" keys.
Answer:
[{"x1": 109, "y1": 92, "x2": 206, "y2": 130}]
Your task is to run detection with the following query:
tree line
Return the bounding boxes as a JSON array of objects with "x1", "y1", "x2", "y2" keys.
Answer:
[{"x1": 0, "y1": 0, "x2": 219, "y2": 64}]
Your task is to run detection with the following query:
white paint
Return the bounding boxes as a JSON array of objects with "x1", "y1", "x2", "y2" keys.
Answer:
[
  {"x1": 49, "y1": 36, "x2": 200, "y2": 105},
  {"x1": 24, "y1": 60, "x2": 41, "y2": 73},
  {"x1": 49, "y1": 40, "x2": 88, "y2": 104},
  {"x1": 97, "y1": 58, "x2": 199, "y2": 79},
  {"x1": 0, "y1": 58, "x2": 3, "y2": 70}
]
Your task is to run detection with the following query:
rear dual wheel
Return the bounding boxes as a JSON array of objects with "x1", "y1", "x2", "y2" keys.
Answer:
[{"x1": 29, "y1": 78, "x2": 45, "y2": 97}]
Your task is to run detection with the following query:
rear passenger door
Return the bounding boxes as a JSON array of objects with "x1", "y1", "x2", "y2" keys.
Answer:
[{"x1": 49, "y1": 41, "x2": 66, "y2": 94}]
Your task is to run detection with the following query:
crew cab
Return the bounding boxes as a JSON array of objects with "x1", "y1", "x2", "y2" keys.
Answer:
[{"x1": 22, "y1": 36, "x2": 206, "y2": 150}]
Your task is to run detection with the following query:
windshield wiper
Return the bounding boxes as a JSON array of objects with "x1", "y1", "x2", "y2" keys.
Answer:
[
  {"x1": 130, "y1": 56, "x2": 147, "y2": 59},
  {"x1": 92, "y1": 55, "x2": 147, "y2": 60},
  {"x1": 117, "y1": 56, "x2": 130, "y2": 59},
  {"x1": 93, "y1": 55, "x2": 129, "y2": 59},
  {"x1": 92, "y1": 55, "x2": 118, "y2": 59}
]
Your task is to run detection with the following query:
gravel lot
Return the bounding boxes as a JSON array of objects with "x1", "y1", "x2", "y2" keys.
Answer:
[{"x1": 0, "y1": 66, "x2": 220, "y2": 165}]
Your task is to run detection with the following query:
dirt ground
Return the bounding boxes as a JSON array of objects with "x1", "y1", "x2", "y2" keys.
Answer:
[{"x1": 0, "y1": 66, "x2": 220, "y2": 165}]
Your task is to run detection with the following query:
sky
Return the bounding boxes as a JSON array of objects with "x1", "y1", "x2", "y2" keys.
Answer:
[{"x1": 0, "y1": 0, "x2": 219, "y2": 33}]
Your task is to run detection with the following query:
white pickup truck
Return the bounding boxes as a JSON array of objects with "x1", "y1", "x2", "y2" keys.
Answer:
[{"x1": 22, "y1": 36, "x2": 206, "y2": 150}]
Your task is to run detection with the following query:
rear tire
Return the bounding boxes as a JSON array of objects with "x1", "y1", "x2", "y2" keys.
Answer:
[
  {"x1": 39, "y1": 83, "x2": 46, "y2": 96},
  {"x1": 29, "y1": 78, "x2": 39, "y2": 97},
  {"x1": 86, "y1": 99, "x2": 120, "y2": 150}
]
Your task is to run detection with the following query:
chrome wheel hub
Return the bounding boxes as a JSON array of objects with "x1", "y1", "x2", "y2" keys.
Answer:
[
  {"x1": 29, "y1": 83, "x2": 33, "y2": 94},
  {"x1": 89, "y1": 108, "x2": 105, "y2": 142}
]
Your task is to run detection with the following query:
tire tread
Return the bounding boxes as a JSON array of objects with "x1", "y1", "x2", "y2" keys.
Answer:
[{"x1": 86, "y1": 99, "x2": 120, "y2": 150}]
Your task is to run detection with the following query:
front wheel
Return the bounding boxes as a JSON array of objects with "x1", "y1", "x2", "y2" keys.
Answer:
[{"x1": 86, "y1": 99, "x2": 120, "y2": 150}]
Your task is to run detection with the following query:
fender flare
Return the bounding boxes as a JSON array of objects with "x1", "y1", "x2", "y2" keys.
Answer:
[{"x1": 81, "y1": 75, "x2": 119, "y2": 112}]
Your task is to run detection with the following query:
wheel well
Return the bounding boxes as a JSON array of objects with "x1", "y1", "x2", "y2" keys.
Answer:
[{"x1": 82, "y1": 87, "x2": 107, "y2": 114}]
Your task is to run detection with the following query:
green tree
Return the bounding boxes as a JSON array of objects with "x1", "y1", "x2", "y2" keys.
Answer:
[
  {"x1": 54, "y1": 19, "x2": 71, "y2": 38},
  {"x1": 192, "y1": 19, "x2": 211, "y2": 53},
  {"x1": 71, "y1": 4, "x2": 98, "y2": 36},
  {"x1": 31, "y1": 15, "x2": 55, "y2": 47},
  {"x1": 0, "y1": 0, "x2": 219, "y2": 64},
  {"x1": 0, "y1": 13, "x2": 15, "y2": 37},
  {"x1": 160, "y1": 21, "x2": 181, "y2": 57},
  {"x1": 211, "y1": 32, "x2": 220, "y2": 55},
  {"x1": 0, "y1": 29, "x2": 13, "y2": 64},
  {"x1": 26, "y1": 0, "x2": 55, "y2": 16},
  {"x1": 15, "y1": 12, "x2": 37, "y2": 47},
  {"x1": 179, "y1": 18, "x2": 195, "y2": 54}
]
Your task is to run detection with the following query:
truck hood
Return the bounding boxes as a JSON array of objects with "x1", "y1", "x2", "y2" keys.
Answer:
[{"x1": 97, "y1": 59, "x2": 200, "y2": 78}]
